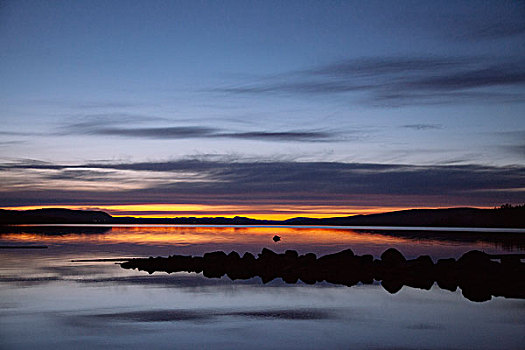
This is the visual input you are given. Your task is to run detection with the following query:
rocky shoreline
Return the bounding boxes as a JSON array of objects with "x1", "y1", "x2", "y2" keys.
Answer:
[{"x1": 120, "y1": 248, "x2": 525, "y2": 302}]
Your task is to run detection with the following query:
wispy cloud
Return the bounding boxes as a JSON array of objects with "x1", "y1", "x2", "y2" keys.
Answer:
[
  {"x1": 0, "y1": 141, "x2": 25, "y2": 146},
  {"x1": 467, "y1": 22, "x2": 525, "y2": 39},
  {"x1": 0, "y1": 131, "x2": 40, "y2": 137},
  {"x1": 217, "y1": 56, "x2": 525, "y2": 106},
  {"x1": 64, "y1": 113, "x2": 168, "y2": 129},
  {"x1": 445, "y1": 3, "x2": 525, "y2": 41},
  {"x1": 92, "y1": 126, "x2": 215, "y2": 139},
  {"x1": 402, "y1": 124, "x2": 442, "y2": 130},
  {"x1": 63, "y1": 119, "x2": 339, "y2": 142},
  {"x1": 503, "y1": 144, "x2": 525, "y2": 157}
]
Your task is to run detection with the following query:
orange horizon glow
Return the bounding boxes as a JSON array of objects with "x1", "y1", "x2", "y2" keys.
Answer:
[
  {"x1": 0, "y1": 203, "x2": 493, "y2": 221},
  {"x1": 0, "y1": 226, "x2": 418, "y2": 247}
]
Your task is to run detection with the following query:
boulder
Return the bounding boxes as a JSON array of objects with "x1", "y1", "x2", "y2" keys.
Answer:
[{"x1": 380, "y1": 248, "x2": 406, "y2": 266}]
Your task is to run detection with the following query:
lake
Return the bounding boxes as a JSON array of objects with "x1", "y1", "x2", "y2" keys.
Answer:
[{"x1": 1, "y1": 225, "x2": 524, "y2": 349}]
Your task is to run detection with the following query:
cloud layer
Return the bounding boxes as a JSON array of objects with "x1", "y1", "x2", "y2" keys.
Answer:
[
  {"x1": 218, "y1": 56, "x2": 525, "y2": 106},
  {"x1": 1, "y1": 159, "x2": 523, "y2": 209}
]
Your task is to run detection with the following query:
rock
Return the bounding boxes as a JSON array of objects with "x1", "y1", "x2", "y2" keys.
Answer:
[
  {"x1": 202, "y1": 251, "x2": 228, "y2": 278},
  {"x1": 380, "y1": 248, "x2": 406, "y2": 265},
  {"x1": 284, "y1": 250, "x2": 299, "y2": 259},
  {"x1": 461, "y1": 283, "x2": 492, "y2": 302},
  {"x1": 203, "y1": 251, "x2": 228, "y2": 260},
  {"x1": 297, "y1": 253, "x2": 317, "y2": 268},
  {"x1": 500, "y1": 256, "x2": 521, "y2": 267},
  {"x1": 407, "y1": 255, "x2": 434, "y2": 270},
  {"x1": 318, "y1": 248, "x2": 354, "y2": 263},
  {"x1": 457, "y1": 250, "x2": 491, "y2": 267},
  {"x1": 436, "y1": 257, "x2": 456, "y2": 267},
  {"x1": 381, "y1": 278, "x2": 403, "y2": 294},
  {"x1": 227, "y1": 251, "x2": 241, "y2": 260},
  {"x1": 242, "y1": 252, "x2": 256, "y2": 262},
  {"x1": 259, "y1": 248, "x2": 278, "y2": 259},
  {"x1": 118, "y1": 248, "x2": 524, "y2": 303}
]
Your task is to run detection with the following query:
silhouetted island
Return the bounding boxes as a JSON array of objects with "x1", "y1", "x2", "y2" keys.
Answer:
[
  {"x1": 120, "y1": 248, "x2": 525, "y2": 302},
  {"x1": 1, "y1": 205, "x2": 525, "y2": 227}
]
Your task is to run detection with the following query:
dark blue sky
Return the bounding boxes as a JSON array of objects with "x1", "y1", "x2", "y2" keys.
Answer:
[{"x1": 1, "y1": 0, "x2": 524, "y2": 216}]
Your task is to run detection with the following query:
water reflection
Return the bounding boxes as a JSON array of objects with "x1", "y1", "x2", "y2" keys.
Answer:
[
  {"x1": 1, "y1": 225, "x2": 525, "y2": 349},
  {"x1": 1, "y1": 225, "x2": 523, "y2": 258}
]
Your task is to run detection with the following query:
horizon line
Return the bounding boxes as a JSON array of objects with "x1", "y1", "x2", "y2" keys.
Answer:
[{"x1": 0, "y1": 204, "x2": 505, "y2": 221}]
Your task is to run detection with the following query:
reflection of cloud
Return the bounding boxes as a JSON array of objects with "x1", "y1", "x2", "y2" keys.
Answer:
[
  {"x1": 1, "y1": 159, "x2": 524, "y2": 207},
  {"x1": 0, "y1": 276, "x2": 60, "y2": 285},
  {"x1": 89, "y1": 308, "x2": 335, "y2": 322},
  {"x1": 406, "y1": 323, "x2": 445, "y2": 330},
  {"x1": 217, "y1": 56, "x2": 525, "y2": 106}
]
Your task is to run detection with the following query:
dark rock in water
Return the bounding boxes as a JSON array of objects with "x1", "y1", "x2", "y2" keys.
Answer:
[
  {"x1": 359, "y1": 254, "x2": 373, "y2": 264},
  {"x1": 259, "y1": 248, "x2": 278, "y2": 259},
  {"x1": 282, "y1": 273, "x2": 299, "y2": 284},
  {"x1": 242, "y1": 252, "x2": 256, "y2": 262},
  {"x1": 436, "y1": 257, "x2": 456, "y2": 267},
  {"x1": 435, "y1": 258, "x2": 458, "y2": 292},
  {"x1": 381, "y1": 278, "x2": 404, "y2": 294},
  {"x1": 118, "y1": 248, "x2": 525, "y2": 303},
  {"x1": 202, "y1": 251, "x2": 229, "y2": 278},
  {"x1": 457, "y1": 250, "x2": 491, "y2": 267},
  {"x1": 380, "y1": 248, "x2": 406, "y2": 266},
  {"x1": 407, "y1": 255, "x2": 434, "y2": 271},
  {"x1": 285, "y1": 250, "x2": 299, "y2": 259},
  {"x1": 403, "y1": 255, "x2": 435, "y2": 290},
  {"x1": 273, "y1": 235, "x2": 281, "y2": 242},
  {"x1": 227, "y1": 251, "x2": 241, "y2": 261},
  {"x1": 203, "y1": 251, "x2": 228, "y2": 260},
  {"x1": 318, "y1": 248, "x2": 354, "y2": 264},
  {"x1": 436, "y1": 279, "x2": 458, "y2": 292},
  {"x1": 500, "y1": 255, "x2": 522, "y2": 269},
  {"x1": 461, "y1": 284, "x2": 492, "y2": 302},
  {"x1": 299, "y1": 252, "x2": 317, "y2": 263}
]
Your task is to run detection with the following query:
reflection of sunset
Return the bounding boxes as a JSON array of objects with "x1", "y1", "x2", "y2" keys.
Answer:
[
  {"x1": 0, "y1": 204, "x2": 447, "y2": 220},
  {"x1": 1, "y1": 225, "x2": 518, "y2": 260},
  {"x1": 0, "y1": 225, "x2": 420, "y2": 246}
]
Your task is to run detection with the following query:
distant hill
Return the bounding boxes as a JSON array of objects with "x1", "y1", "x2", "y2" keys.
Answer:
[
  {"x1": 283, "y1": 207, "x2": 525, "y2": 228},
  {"x1": 0, "y1": 208, "x2": 112, "y2": 224},
  {"x1": 0, "y1": 206, "x2": 524, "y2": 228}
]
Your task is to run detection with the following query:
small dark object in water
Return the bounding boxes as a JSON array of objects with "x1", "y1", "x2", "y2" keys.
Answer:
[{"x1": 273, "y1": 235, "x2": 281, "y2": 242}]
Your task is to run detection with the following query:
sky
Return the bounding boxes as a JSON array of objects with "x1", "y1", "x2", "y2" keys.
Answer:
[{"x1": 1, "y1": 0, "x2": 524, "y2": 219}]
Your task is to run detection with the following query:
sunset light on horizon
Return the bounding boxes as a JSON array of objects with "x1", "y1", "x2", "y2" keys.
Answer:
[{"x1": 0, "y1": 203, "x2": 462, "y2": 220}]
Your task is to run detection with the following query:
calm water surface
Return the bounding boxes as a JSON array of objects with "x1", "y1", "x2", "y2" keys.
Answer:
[{"x1": 1, "y1": 225, "x2": 524, "y2": 349}]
